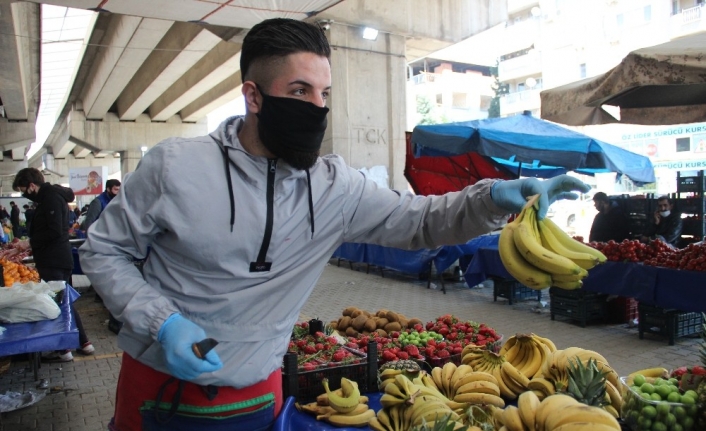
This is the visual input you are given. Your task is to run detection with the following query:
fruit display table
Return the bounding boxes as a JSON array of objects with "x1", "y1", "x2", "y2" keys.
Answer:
[
  {"x1": 273, "y1": 393, "x2": 382, "y2": 431},
  {"x1": 464, "y1": 245, "x2": 706, "y2": 313}
]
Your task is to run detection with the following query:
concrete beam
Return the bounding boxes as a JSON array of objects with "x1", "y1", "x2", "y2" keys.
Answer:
[
  {"x1": 0, "y1": 2, "x2": 40, "y2": 120},
  {"x1": 80, "y1": 15, "x2": 172, "y2": 120},
  {"x1": 0, "y1": 159, "x2": 28, "y2": 178},
  {"x1": 61, "y1": 110, "x2": 207, "y2": 155},
  {"x1": 11, "y1": 147, "x2": 25, "y2": 161},
  {"x1": 0, "y1": 119, "x2": 34, "y2": 152},
  {"x1": 318, "y1": 0, "x2": 507, "y2": 61},
  {"x1": 47, "y1": 113, "x2": 75, "y2": 159},
  {"x1": 73, "y1": 147, "x2": 92, "y2": 158},
  {"x1": 149, "y1": 41, "x2": 242, "y2": 121},
  {"x1": 181, "y1": 71, "x2": 242, "y2": 122},
  {"x1": 118, "y1": 23, "x2": 241, "y2": 120}
]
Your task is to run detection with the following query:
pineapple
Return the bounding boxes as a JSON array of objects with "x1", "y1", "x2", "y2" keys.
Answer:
[
  {"x1": 377, "y1": 359, "x2": 421, "y2": 390},
  {"x1": 564, "y1": 357, "x2": 608, "y2": 408},
  {"x1": 697, "y1": 313, "x2": 706, "y2": 429},
  {"x1": 410, "y1": 412, "x2": 470, "y2": 431}
]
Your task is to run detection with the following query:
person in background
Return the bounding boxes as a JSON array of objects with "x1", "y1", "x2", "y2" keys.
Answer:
[
  {"x1": 9, "y1": 201, "x2": 20, "y2": 238},
  {"x1": 12, "y1": 168, "x2": 94, "y2": 361},
  {"x1": 79, "y1": 18, "x2": 590, "y2": 430},
  {"x1": 641, "y1": 195, "x2": 683, "y2": 247},
  {"x1": 589, "y1": 192, "x2": 630, "y2": 243},
  {"x1": 24, "y1": 204, "x2": 36, "y2": 236},
  {"x1": 68, "y1": 206, "x2": 77, "y2": 227},
  {"x1": 81, "y1": 179, "x2": 121, "y2": 232},
  {"x1": 0, "y1": 205, "x2": 9, "y2": 221}
]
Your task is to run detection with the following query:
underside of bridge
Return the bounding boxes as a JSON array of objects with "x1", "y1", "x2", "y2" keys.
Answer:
[{"x1": 0, "y1": 0, "x2": 507, "y2": 192}]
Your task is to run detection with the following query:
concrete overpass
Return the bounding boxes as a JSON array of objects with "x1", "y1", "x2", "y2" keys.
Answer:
[{"x1": 0, "y1": 0, "x2": 508, "y2": 192}]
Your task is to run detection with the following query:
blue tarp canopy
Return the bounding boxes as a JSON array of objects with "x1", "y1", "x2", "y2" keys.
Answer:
[{"x1": 411, "y1": 112, "x2": 656, "y2": 185}]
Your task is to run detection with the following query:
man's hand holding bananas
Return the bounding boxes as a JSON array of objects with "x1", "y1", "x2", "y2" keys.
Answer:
[{"x1": 491, "y1": 174, "x2": 591, "y2": 220}]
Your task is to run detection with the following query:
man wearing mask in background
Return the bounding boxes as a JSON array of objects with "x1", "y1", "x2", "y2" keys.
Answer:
[
  {"x1": 641, "y1": 196, "x2": 683, "y2": 247},
  {"x1": 81, "y1": 179, "x2": 121, "y2": 232},
  {"x1": 589, "y1": 192, "x2": 630, "y2": 243},
  {"x1": 79, "y1": 18, "x2": 589, "y2": 430},
  {"x1": 12, "y1": 168, "x2": 94, "y2": 362}
]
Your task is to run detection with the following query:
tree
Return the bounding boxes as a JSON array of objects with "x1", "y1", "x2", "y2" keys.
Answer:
[
  {"x1": 416, "y1": 95, "x2": 450, "y2": 125},
  {"x1": 488, "y1": 61, "x2": 508, "y2": 118}
]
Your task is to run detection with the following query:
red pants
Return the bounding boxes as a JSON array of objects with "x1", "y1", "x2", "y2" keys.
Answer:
[{"x1": 112, "y1": 353, "x2": 282, "y2": 431}]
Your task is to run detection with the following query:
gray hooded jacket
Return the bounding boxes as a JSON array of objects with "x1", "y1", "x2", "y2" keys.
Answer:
[{"x1": 78, "y1": 116, "x2": 508, "y2": 388}]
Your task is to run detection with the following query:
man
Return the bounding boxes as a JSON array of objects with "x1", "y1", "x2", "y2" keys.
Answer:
[
  {"x1": 12, "y1": 168, "x2": 94, "y2": 362},
  {"x1": 24, "y1": 204, "x2": 36, "y2": 236},
  {"x1": 641, "y1": 195, "x2": 683, "y2": 247},
  {"x1": 79, "y1": 18, "x2": 589, "y2": 430},
  {"x1": 589, "y1": 192, "x2": 630, "y2": 243},
  {"x1": 9, "y1": 201, "x2": 19, "y2": 238},
  {"x1": 81, "y1": 179, "x2": 121, "y2": 231}
]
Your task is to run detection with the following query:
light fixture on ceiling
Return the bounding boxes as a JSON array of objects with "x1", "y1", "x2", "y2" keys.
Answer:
[
  {"x1": 317, "y1": 19, "x2": 332, "y2": 31},
  {"x1": 362, "y1": 27, "x2": 379, "y2": 41}
]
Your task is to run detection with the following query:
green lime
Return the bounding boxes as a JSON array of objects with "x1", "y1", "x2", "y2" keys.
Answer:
[
  {"x1": 638, "y1": 416, "x2": 652, "y2": 429},
  {"x1": 680, "y1": 395, "x2": 695, "y2": 405},
  {"x1": 664, "y1": 413, "x2": 677, "y2": 427},
  {"x1": 684, "y1": 390, "x2": 698, "y2": 399},
  {"x1": 628, "y1": 410, "x2": 640, "y2": 423},
  {"x1": 656, "y1": 402, "x2": 671, "y2": 416},
  {"x1": 667, "y1": 391, "x2": 682, "y2": 403},
  {"x1": 672, "y1": 423, "x2": 684, "y2": 431},
  {"x1": 651, "y1": 421, "x2": 667, "y2": 431},
  {"x1": 668, "y1": 384, "x2": 679, "y2": 393},
  {"x1": 668, "y1": 378, "x2": 679, "y2": 386},
  {"x1": 654, "y1": 377, "x2": 665, "y2": 386},
  {"x1": 641, "y1": 392, "x2": 653, "y2": 400},
  {"x1": 656, "y1": 385, "x2": 671, "y2": 399},
  {"x1": 642, "y1": 405, "x2": 658, "y2": 419},
  {"x1": 673, "y1": 405, "x2": 687, "y2": 419},
  {"x1": 634, "y1": 374, "x2": 647, "y2": 387},
  {"x1": 650, "y1": 393, "x2": 662, "y2": 402},
  {"x1": 681, "y1": 416, "x2": 694, "y2": 430},
  {"x1": 685, "y1": 404, "x2": 697, "y2": 416},
  {"x1": 632, "y1": 385, "x2": 643, "y2": 394},
  {"x1": 641, "y1": 383, "x2": 656, "y2": 394}
]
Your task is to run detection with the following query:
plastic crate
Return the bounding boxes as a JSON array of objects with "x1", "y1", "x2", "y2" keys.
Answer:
[
  {"x1": 606, "y1": 296, "x2": 638, "y2": 324},
  {"x1": 493, "y1": 278, "x2": 542, "y2": 305},
  {"x1": 638, "y1": 303, "x2": 703, "y2": 345},
  {"x1": 282, "y1": 343, "x2": 378, "y2": 402},
  {"x1": 549, "y1": 287, "x2": 608, "y2": 327}
]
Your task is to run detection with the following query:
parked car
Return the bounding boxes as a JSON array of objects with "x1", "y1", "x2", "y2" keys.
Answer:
[{"x1": 546, "y1": 191, "x2": 597, "y2": 238}]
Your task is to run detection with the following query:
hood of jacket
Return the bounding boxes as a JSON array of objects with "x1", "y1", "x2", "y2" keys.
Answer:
[{"x1": 32, "y1": 183, "x2": 75, "y2": 203}]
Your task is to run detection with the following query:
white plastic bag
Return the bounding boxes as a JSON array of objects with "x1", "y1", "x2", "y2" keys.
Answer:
[{"x1": 0, "y1": 281, "x2": 61, "y2": 323}]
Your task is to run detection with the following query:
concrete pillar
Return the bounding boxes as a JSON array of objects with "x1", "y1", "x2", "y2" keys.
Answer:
[
  {"x1": 323, "y1": 23, "x2": 408, "y2": 190},
  {"x1": 120, "y1": 150, "x2": 143, "y2": 177}
]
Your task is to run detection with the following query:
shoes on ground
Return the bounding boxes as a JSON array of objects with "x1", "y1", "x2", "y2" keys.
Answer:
[
  {"x1": 77, "y1": 342, "x2": 95, "y2": 355},
  {"x1": 42, "y1": 350, "x2": 73, "y2": 362}
]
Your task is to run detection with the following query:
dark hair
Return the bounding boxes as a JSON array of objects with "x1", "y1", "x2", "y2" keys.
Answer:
[
  {"x1": 657, "y1": 195, "x2": 672, "y2": 204},
  {"x1": 12, "y1": 168, "x2": 45, "y2": 191},
  {"x1": 240, "y1": 18, "x2": 330, "y2": 83},
  {"x1": 593, "y1": 192, "x2": 610, "y2": 204},
  {"x1": 9, "y1": 202, "x2": 14, "y2": 206},
  {"x1": 106, "y1": 179, "x2": 121, "y2": 189}
]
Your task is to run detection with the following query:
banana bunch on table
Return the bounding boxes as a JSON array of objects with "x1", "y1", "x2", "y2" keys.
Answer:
[{"x1": 499, "y1": 195, "x2": 606, "y2": 290}]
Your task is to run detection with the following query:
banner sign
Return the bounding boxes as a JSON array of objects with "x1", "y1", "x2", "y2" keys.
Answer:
[{"x1": 69, "y1": 166, "x2": 108, "y2": 196}]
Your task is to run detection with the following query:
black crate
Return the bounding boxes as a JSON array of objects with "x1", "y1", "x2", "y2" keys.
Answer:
[
  {"x1": 493, "y1": 278, "x2": 543, "y2": 305},
  {"x1": 677, "y1": 176, "x2": 704, "y2": 193},
  {"x1": 282, "y1": 343, "x2": 378, "y2": 402},
  {"x1": 550, "y1": 287, "x2": 608, "y2": 327},
  {"x1": 638, "y1": 303, "x2": 703, "y2": 345}
]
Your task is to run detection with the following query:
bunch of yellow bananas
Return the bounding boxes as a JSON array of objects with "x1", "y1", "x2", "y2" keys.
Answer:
[
  {"x1": 295, "y1": 378, "x2": 376, "y2": 427},
  {"x1": 531, "y1": 394, "x2": 621, "y2": 431},
  {"x1": 461, "y1": 347, "x2": 528, "y2": 401},
  {"x1": 499, "y1": 195, "x2": 606, "y2": 290},
  {"x1": 499, "y1": 333, "x2": 557, "y2": 381},
  {"x1": 370, "y1": 373, "x2": 465, "y2": 431},
  {"x1": 527, "y1": 347, "x2": 622, "y2": 418}
]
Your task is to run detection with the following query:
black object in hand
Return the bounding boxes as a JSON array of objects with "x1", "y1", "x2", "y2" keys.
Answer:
[{"x1": 191, "y1": 338, "x2": 219, "y2": 359}]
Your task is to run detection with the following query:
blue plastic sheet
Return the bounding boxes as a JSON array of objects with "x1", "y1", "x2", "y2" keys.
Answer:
[
  {"x1": 273, "y1": 393, "x2": 382, "y2": 431},
  {"x1": 0, "y1": 285, "x2": 80, "y2": 355}
]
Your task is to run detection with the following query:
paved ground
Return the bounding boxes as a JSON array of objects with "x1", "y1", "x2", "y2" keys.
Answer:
[{"x1": 0, "y1": 262, "x2": 700, "y2": 430}]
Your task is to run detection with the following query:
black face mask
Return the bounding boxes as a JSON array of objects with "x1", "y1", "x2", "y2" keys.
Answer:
[
  {"x1": 256, "y1": 86, "x2": 329, "y2": 170},
  {"x1": 22, "y1": 189, "x2": 38, "y2": 202}
]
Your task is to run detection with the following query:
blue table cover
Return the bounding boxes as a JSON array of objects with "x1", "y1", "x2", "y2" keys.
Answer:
[
  {"x1": 273, "y1": 392, "x2": 382, "y2": 431},
  {"x1": 464, "y1": 246, "x2": 706, "y2": 312},
  {"x1": 332, "y1": 235, "x2": 501, "y2": 276},
  {"x1": 0, "y1": 285, "x2": 80, "y2": 356}
]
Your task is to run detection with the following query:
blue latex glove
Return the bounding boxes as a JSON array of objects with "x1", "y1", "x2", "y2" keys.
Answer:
[
  {"x1": 491, "y1": 175, "x2": 591, "y2": 219},
  {"x1": 157, "y1": 313, "x2": 223, "y2": 380}
]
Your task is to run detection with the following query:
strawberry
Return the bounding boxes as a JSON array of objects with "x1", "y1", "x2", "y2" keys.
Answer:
[
  {"x1": 414, "y1": 324, "x2": 424, "y2": 332},
  {"x1": 437, "y1": 350, "x2": 450, "y2": 358},
  {"x1": 332, "y1": 350, "x2": 346, "y2": 362},
  {"x1": 302, "y1": 362, "x2": 317, "y2": 371},
  {"x1": 438, "y1": 327, "x2": 449, "y2": 337},
  {"x1": 397, "y1": 351, "x2": 410, "y2": 360},
  {"x1": 382, "y1": 350, "x2": 397, "y2": 362},
  {"x1": 303, "y1": 345, "x2": 317, "y2": 354},
  {"x1": 690, "y1": 365, "x2": 706, "y2": 376},
  {"x1": 425, "y1": 346, "x2": 436, "y2": 358},
  {"x1": 426, "y1": 322, "x2": 435, "y2": 331},
  {"x1": 453, "y1": 346, "x2": 463, "y2": 355},
  {"x1": 315, "y1": 343, "x2": 324, "y2": 351},
  {"x1": 405, "y1": 345, "x2": 420, "y2": 357},
  {"x1": 446, "y1": 332, "x2": 458, "y2": 341}
]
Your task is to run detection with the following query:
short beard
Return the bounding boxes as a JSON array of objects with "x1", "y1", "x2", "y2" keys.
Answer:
[{"x1": 279, "y1": 147, "x2": 320, "y2": 170}]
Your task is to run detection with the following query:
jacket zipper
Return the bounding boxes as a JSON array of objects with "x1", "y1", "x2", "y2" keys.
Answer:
[{"x1": 255, "y1": 159, "x2": 277, "y2": 266}]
